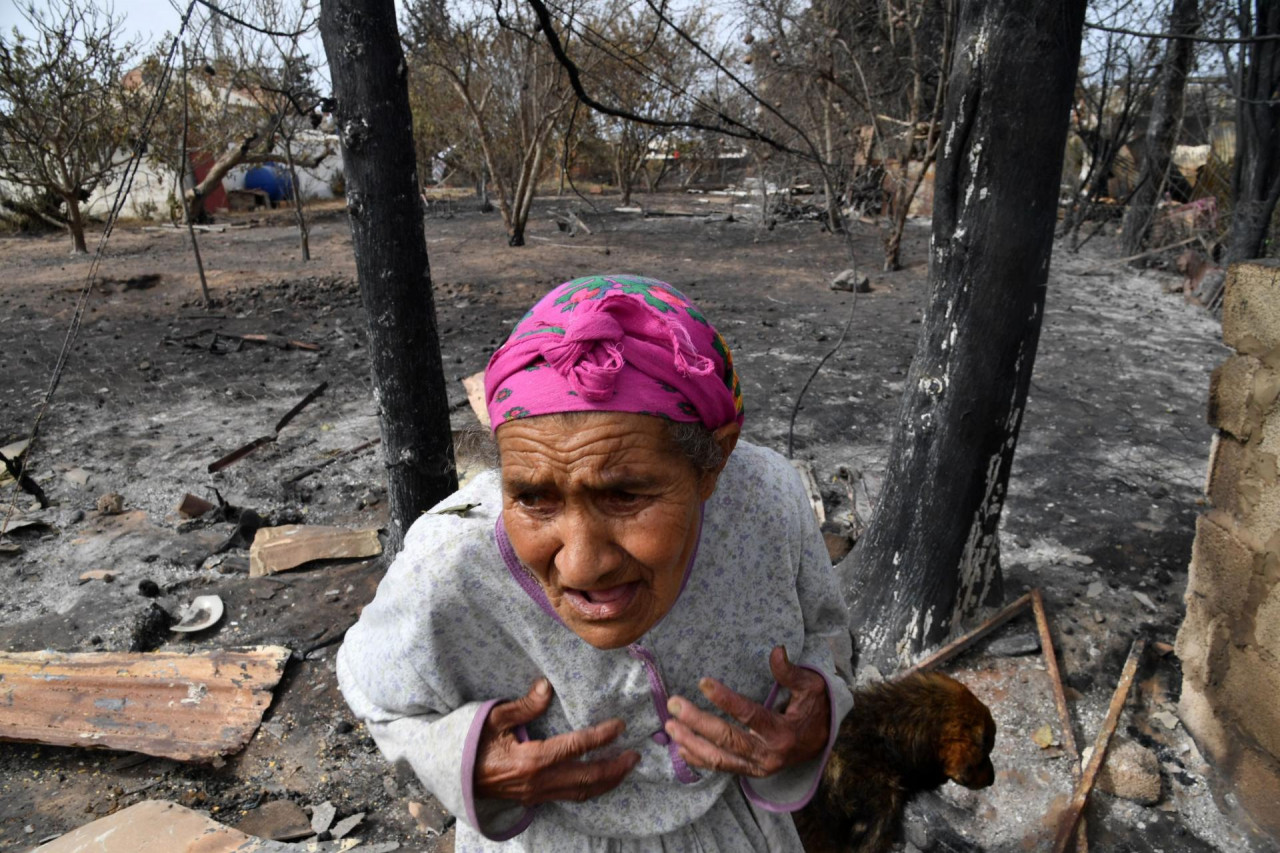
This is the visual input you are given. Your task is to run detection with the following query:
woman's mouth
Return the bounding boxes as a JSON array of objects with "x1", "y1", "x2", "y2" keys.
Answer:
[{"x1": 563, "y1": 582, "x2": 641, "y2": 620}]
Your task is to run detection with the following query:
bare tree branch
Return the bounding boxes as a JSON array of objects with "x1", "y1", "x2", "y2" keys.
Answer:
[
  {"x1": 1085, "y1": 19, "x2": 1280, "y2": 44},
  {"x1": 193, "y1": 0, "x2": 316, "y2": 39},
  {"x1": 523, "y1": 0, "x2": 813, "y2": 159}
]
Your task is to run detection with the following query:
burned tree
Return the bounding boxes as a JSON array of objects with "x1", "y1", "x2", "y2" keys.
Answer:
[
  {"x1": 1121, "y1": 0, "x2": 1200, "y2": 256},
  {"x1": 141, "y1": 0, "x2": 331, "y2": 229},
  {"x1": 1225, "y1": 0, "x2": 1280, "y2": 264},
  {"x1": 1059, "y1": 1, "x2": 1162, "y2": 250},
  {"x1": 319, "y1": 0, "x2": 457, "y2": 553},
  {"x1": 0, "y1": 0, "x2": 140, "y2": 253},
  {"x1": 404, "y1": 0, "x2": 575, "y2": 246},
  {"x1": 841, "y1": 0, "x2": 1087, "y2": 670},
  {"x1": 238, "y1": 41, "x2": 326, "y2": 260},
  {"x1": 587, "y1": 5, "x2": 711, "y2": 207}
]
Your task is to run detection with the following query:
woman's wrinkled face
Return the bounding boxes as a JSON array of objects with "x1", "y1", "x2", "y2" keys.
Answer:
[{"x1": 498, "y1": 413, "x2": 735, "y2": 649}]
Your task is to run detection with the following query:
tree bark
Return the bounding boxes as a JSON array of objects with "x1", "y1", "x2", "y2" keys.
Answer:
[
  {"x1": 64, "y1": 195, "x2": 88, "y2": 254},
  {"x1": 509, "y1": 136, "x2": 545, "y2": 247},
  {"x1": 822, "y1": 172, "x2": 841, "y2": 233},
  {"x1": 320, "y1": 0, "x2": 458, "y2": 554},
  {"x1": 1226, "y1": 0, "x2": 1280, "y2": 265},
  {"x1": 185, "y1": 134, "x2": 258, "y2": 217},
  {"x1": 840, "y1": 0, "x2": 1087, "y2": 673},
  {"x1": 1121, "y1": 0, "x2": 1199, "y2": 257},
  {"x1": 616, "y1": 145, "x2": 633, "y2": 207},
  {"x1": 283, "y1": 138, "x2": 311, "y2": 261}
]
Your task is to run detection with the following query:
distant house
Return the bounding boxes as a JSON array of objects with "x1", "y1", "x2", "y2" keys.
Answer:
[{"x1": 85, "y1": 63, "x2": 342, "y2": 221}]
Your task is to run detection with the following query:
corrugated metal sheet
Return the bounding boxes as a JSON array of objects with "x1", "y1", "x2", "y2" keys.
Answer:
[{"x1": 0, "y1": 646, "x2": 290, "y2": 762}]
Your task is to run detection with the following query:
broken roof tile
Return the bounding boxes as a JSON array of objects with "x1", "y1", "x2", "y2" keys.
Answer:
[
  {"x1": 248, "y1": 525, "x2": 381, "y2": 577},
  {"x1": 37, "y1": 799, "x2": 279, "y2": 853},
  {"x1": 0, "y1": 646, "x2": 290, "y2": 762}
]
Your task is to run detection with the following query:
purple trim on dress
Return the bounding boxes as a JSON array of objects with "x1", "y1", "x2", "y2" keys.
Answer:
[
  {"x1": 738, "y1": 665, "x2": 842, "y2": 813},
  {"x1": 461, "y1": 699, "x2": 537, "y2": 841},
  {"x1": 628, "y1": 644, "x2": 700, "y2": 784}
]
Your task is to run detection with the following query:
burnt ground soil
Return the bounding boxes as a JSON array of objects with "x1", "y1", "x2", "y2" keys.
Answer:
[{"x1": 0, "y1": 193, "x2": 1274, "y2": 852}]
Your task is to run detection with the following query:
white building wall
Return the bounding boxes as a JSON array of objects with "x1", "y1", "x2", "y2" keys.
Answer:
[{"x1": 30, "y1": 130, "x2": 344, "y2": 223}]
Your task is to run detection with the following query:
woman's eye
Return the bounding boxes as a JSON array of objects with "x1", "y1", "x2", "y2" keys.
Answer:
[{"x1": 515, "y1": 492, "x2": 549, "y2": 509}]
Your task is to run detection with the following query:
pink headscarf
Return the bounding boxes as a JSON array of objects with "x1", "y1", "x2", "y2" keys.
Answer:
[{"x1": 484, "y1": 274, "x2": 744, "y2": 432}]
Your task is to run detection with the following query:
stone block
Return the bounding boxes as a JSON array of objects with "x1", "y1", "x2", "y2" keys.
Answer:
[
  {"x1": 1178, "y1": 678, "x2": 1231, "y2": 761},
  {"x1": 1179, "y1": 683, "x2": 1280, "y2": 839},
  {"x1": 1255, "y1": 578, "x2": 1280, "y2": 656},
  {"x1": 1255, "y1": 402, "x2": 1280, "y2": 459},
  {"x1": 1221, "y1": 645, "x2": 1280, "y2": 758},
  {"x1": 1229, "y1": 741, "x2": 1280, "y2": 840},
  {"x1": 1207, "y1": 435, "x2": 1280, "y2": 541},
  {"x1": 1186, "y1": 514, "x2": 1261, "y2": 617},
  {"x1": 233, "y1": 799, "x2": 313, "y2": 841},
  {"x1": 1175, "y1": 594, "x2": 1232, "y2": 687},
  {"x1": 1097, "y1": 739, "x2": 1162, "y2": 805},
  {"x1": 1222, "y1": 260, "x2": 1280, "y2": 355},
  {"x1": 1209, "y1": 355, "x2": 1280, "y2": 440}
]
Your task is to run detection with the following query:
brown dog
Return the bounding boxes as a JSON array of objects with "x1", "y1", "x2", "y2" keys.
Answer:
[{"x1": 793, "y1": 672, "x2": 996, "y2": 853}]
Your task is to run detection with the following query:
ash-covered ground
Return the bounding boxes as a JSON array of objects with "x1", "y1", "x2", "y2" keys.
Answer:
[{"x1": 0, "y1": 196, "x2": 1272, "y2": 851}]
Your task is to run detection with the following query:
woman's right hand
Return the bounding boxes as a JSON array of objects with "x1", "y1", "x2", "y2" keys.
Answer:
[{"x1": 474, "y1": 677, "x2": 640, "y2": 806}]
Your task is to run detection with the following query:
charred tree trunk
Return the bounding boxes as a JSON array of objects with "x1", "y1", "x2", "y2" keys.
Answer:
[
  {"x1": 320, "y1": 0, "x2": 458, "y2": 554},
  {"x1": 1226, "y1": 1, "x2": 1280, "y2": 265},
  {"x1": 185, "y1": 134, "x2": 258, "y2": 218},
  {"x1": 614, "y1": 145, "x2": 632, "y2": 207},
  {"x1": 508, "y1": 138, "x2": 545, "y2": 247},
  {"x1": 283, "y1": 138, "x2": 311, "y2": 261},
  {"x1": 63, "y1": 195, "x2": 88, "y2": 254},
  {"x1": 1121, "y1": 0, "x2": 1199, "y2": 257},
  {"x1": 823, "y1": 173, "x2": 841, "y2": 234},
  {"x1": 840, "y1": 0, "x2": 1087, "y2": 673},
  {"x1": 476, "y1": 173, "x2": 493, "y2": 212},
  {"x1": 1068, "y1": 135, "x2": 1123, "y2": 248},
  {"x1": 180, "y1": 49, "x2": 211, "y2": 308},
  {"x1": 883, "y1": 159, "x2": 914, "y2": 272}
]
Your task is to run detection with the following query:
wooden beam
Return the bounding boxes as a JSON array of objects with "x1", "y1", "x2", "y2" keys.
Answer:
[{"x1": 1052, "y1": 638, "x2": 1147, "y2": 853}]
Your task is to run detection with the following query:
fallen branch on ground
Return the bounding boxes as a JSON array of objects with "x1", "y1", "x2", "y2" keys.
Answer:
[
  {"x1": 207, "y1": 382, "x2": 330, "y2": 474},
  {"x1": 0, "y1": 449, "x2": 49, "y2": 510},
  {"x1": 1033, "y1": 589, "x2": 1088, "y2": 853},
  {"x1": 1088, "y1": 235, "x2": 1202, "y2": 270},
  {"x1": 1052, "y1": 638, "x2": 1147, "y2": 853},
  {"x1": 286, "y1": 438, "x2": 382, "y2": 484},
  {"x1": 902, "y1": 592, "x2": 1034, "y2": 675}
]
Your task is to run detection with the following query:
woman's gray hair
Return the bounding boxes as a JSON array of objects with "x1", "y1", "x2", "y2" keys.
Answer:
[
  {"x1": 662, "y1": 420, "x2": 726, "y2": 473},
  {"x1": 454, "y1": 424, "x2": 500, "y2": 470},
  {"x1": 460, "y1": 415, "x2": 725, "y2": 474}
]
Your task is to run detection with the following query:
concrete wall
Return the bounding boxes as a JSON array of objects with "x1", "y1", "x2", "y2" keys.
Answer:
[{"x1": 1177, "y1": 258, "x2": 1280, "y2": 839}]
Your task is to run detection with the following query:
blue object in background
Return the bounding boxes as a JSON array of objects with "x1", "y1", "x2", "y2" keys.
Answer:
[{"x1": 243, "y1": 163, "x2": 292, "y2": 203}]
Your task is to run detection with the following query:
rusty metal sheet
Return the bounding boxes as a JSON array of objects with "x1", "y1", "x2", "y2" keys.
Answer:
[{"x1": 0, "y1": 646, "x2": 290, "y2": 762}]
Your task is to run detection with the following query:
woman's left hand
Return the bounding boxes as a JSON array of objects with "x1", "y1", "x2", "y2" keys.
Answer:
[{"x1": 663, "y1": 646, "x2": 830, "y2": 777}]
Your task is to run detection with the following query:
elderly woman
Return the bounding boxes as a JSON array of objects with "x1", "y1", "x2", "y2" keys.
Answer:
[{"x1": 337, "y1": 274, "x2": 854, "y2": 851}]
